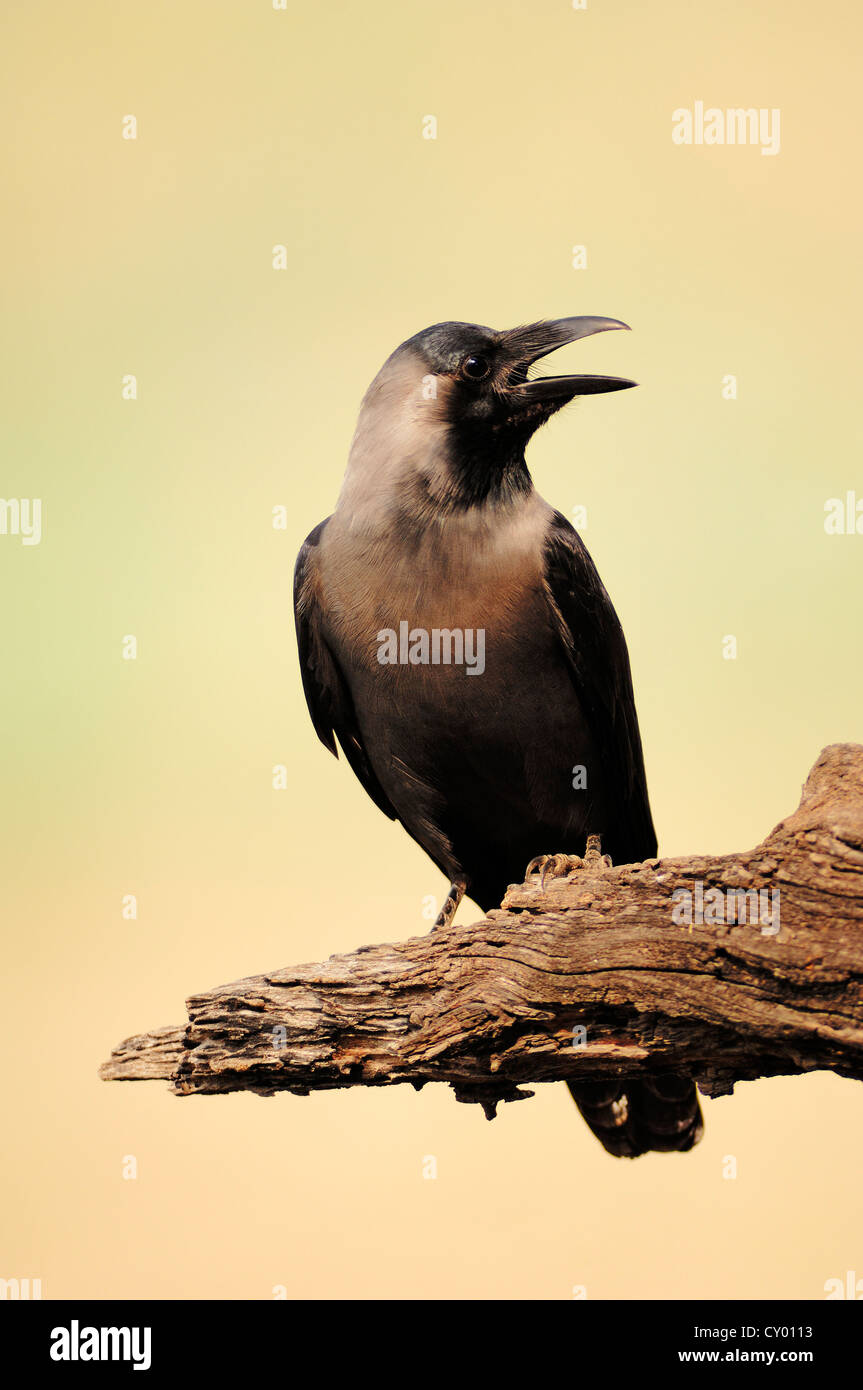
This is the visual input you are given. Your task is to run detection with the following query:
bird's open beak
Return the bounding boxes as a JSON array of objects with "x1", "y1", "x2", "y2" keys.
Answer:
[{"x1": 501, "y1": 316, "x2": 637, "y2": 402}]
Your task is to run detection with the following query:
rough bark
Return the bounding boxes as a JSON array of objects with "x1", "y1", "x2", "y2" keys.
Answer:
[{"x1": 100, "y1": 743, "x2": 863, "y2": 1117}]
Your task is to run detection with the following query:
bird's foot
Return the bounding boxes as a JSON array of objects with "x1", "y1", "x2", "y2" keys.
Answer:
[{"x1": 525, "y1": 835, "x2": 612, "y2": 889}]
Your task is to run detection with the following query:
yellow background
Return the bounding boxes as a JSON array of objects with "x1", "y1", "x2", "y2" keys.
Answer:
[{"x1": 2, "y1": 0, "x2": 862, "y2": 1299}]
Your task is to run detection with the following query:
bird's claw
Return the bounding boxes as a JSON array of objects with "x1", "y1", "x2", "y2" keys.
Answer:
[
  {"x1": 526, "y1": 836, "x2": 612, "y2": 889},
  {"x1": 525, "y1": 852, "x2": 583, "y2": 889}
]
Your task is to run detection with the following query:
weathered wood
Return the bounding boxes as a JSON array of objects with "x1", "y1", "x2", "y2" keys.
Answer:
[{"x1": 100, "y1": 743, "x2": 863, "y2": 1116}]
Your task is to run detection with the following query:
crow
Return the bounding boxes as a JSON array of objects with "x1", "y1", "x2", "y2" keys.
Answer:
[{"x1": 294, "y1": 316, "x2": 703, "y2": 1156}]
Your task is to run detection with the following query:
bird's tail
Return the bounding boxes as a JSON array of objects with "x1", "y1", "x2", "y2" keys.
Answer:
[{"x1": 567, "y1": 1076, "x2": 703, "y2": 1157}]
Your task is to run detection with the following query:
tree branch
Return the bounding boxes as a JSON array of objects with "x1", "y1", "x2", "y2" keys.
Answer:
[{"x1": 100, "y1": 743, "x2": 863, "y2": 1117}]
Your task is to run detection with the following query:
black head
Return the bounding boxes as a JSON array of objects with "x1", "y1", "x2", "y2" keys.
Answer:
[{"x1": 393, "y1": 316, "x2": 636, "y2": 505}]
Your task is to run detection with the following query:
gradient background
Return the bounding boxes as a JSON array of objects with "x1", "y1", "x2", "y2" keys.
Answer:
[{"x1": 3, "y1": 0, "x2": 862, "y2": 1300}]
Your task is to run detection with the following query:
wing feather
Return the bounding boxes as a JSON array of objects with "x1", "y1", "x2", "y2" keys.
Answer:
[
  {"x1": 542, "y1": 510, "x2": 657, "y2": 861},
  {"x1": 293, "y1": 518, "x2": 397, "y2": 822}
]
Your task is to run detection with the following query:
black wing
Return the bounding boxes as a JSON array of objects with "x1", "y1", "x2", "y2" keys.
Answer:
[
  {"x1": 293, "y1": 518, "x2": 397, "y2": 822},
  {"x1": 542, "y1": 510, "x2": 657, "y2": 862}
]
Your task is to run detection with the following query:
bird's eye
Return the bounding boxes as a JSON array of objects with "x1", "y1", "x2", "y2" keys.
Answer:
[{"x1": 461, "y1": 354, "x2": 491, "y2": 380}]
